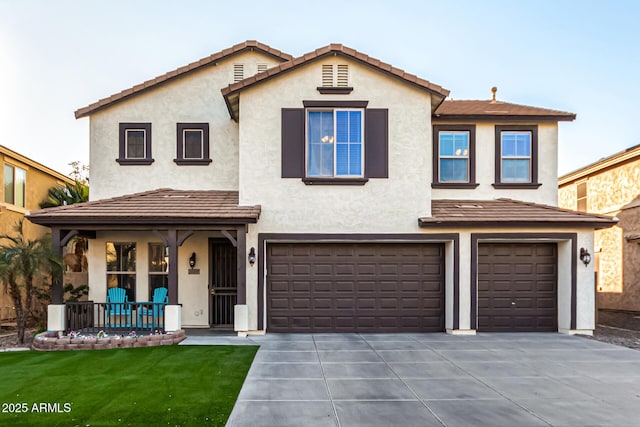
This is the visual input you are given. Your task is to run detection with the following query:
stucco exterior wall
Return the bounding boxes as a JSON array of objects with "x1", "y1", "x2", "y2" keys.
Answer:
[
  {"x1": 559, "y1": 157, "x2": 640, "y2": 311},
  {"x1": 88, "y1": 51, "x2": 283, "y2": 201},
  {"x1": 431, "y1": 123, "x2": 559, "y2": 205}
]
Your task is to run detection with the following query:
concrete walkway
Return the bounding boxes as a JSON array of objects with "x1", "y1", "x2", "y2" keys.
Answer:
[{"x1": 181, "y1": 333, "x2": 640, "y2": 426}]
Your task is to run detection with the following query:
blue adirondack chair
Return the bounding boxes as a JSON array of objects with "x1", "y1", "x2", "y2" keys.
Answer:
[
  {"x1": 137, "y1": 287, "x2": 169, "y2": 328},
  {"x1": 106, "y1": 287, "x2": 131, "y2": 327}
]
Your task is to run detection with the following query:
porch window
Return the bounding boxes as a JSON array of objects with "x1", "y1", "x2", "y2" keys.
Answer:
[
  {"x1": 148, "y1": 243, "x2": 168, "y2": 300},
  {"x1": 106, "y1": 242, "x2": 136, "y2": 302}
]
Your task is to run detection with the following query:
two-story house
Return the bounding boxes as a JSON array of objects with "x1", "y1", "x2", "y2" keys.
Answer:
[
  {"x1": 559, "y1": 145, "x2": 640, "y2": 328},
  {"x1": 1, "y1": 145, "x2": 74, "y2": 319},
  {"x1": 27, "y1": 40, "x2": 615, "y2": 335}
]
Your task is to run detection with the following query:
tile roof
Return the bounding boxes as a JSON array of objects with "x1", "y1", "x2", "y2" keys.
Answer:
[
  {"x1": 221, "y1": 43, "x2": 450, "y2": 121},
  {"x1": 433, "y1": 100, "x2": 576, "y2": 121},
  {"x1": 419, "y1": 198, "x2": 616, "y2": 229},
  {"x1": 74, "y1": 40, "x2": 292, "y2": 118},
  {"x1": 559, "y1": 144, "x2": 640, "y2": 185},
  {"x1": 26, "y1": 189, "x2": 261, "y2": 226}
]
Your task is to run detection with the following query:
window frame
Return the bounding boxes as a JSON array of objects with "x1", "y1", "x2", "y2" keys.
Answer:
[
  {"x1": 576, "y1": 181, "x2": 587, "y2": 212},
  {"x1": 3, "y1": 163, "x2": 26, "y2": 207},
  {"x1": 106, "y1": 242, "x2": 137, "y2": 302},
  {"x1": 148, "y1": 243, "x2": 168, "y2": 300},
  {"x1": 493, "y1": 125, "x2": 540, "y2": 189},
  {"x1": 304, "y1": 107, "x2": 365, "y2": 180},
  {"x1": 432, "y1": 125, "x2": 478, "y2": 188},
  {"x1": 117, "y1": 123, "x2": 153, "y2": 165},
  {"x1": 174, "y1": 123, "x2": 212, "y2": 165}
]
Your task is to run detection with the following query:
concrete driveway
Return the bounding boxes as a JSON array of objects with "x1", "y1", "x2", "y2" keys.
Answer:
[{"x1": 183, "y1": 332, "x2": 640, "y2": 426}]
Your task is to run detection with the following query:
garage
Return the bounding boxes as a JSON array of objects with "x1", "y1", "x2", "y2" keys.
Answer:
[
  {"x1": 266, "y1": 242, "x2": 445, "y2": 332},
  {"x1": 477, "y1": 243, "x2": 558, "y2": 332}
]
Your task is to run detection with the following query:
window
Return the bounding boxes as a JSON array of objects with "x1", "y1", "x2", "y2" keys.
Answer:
[
  {"x1": 148, "y1": 243, "x2": 168, "y2": 300},
  {"x1": 577, "y1": 181, "x2": 587, "y2": 212},
  {"x1": 106, "y1": 242, "x2": 136, "y2": 302},
  {"x1": 494, "y1": 125, "x2": 540, "y2": 188},
  {"x1": 281, "y1": 105, "x2": 388, "y2": 183},
  {"x1": 174, "y1": 123, "x2": 211, "y2": 165},
  {"x1": 432, "y1": 125, "x2": 477, "y2": 188},
  {"x1": 118, "y1": 123, "x2": 153, "y2": 165},
  {"x1": 4, "y1": 164, "x2": 26, "y2": 207},
  {"x1": 307, "y1": 109, "x2": 363, "y2": 178}
]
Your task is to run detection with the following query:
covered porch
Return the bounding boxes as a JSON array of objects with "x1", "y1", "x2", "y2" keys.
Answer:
[{"x1": 26, "y1": 189, "x2": 260, "y2": 334}]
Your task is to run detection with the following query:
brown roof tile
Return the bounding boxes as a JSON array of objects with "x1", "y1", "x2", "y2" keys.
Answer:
[
  {"x1": 419, "y1": 199, "x2": 615, "y2": 229},
  {"x1": 26, "y1": 189, "x2": 261, "y2": 226},
  {"x1": 433, "y1": 100, "x2": 576, "y2": 121},
  {"x1": 75, "y1": 40, "x2": 292, "y2": 118},
  {"x1": 221, "y1": 43, "x2": 450, "y2": 121}
]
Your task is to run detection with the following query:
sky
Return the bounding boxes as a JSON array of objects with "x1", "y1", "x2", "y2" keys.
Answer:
[{"x1": 1, "y1": 0, "x2": 639, "y2": 177}]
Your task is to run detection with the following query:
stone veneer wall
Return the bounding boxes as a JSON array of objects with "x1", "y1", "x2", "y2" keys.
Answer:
[{"x1": 31, "y1": 330, "x2": 186, "y2": 351}]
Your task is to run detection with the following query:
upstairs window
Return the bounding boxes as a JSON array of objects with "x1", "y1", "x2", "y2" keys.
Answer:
[
  {"x1": 577, "y1": 181, "x2": 587, "y2": 212},
  {"x1": 307, "y1": 109, "x2": 363, "y2": 178},
  {"x1": 4, "y1": 164, "x2": 26, "y2": 207},
  {"x1": 494, "y1": 125, "x2": 539, "y2": 188},
  {"x1": 432, "y1": 125, "x2": 477, "y2": 188},
  {"x1": 174, "y1": 123, "x2": 212, "y2": 165},
  {"x1": 118, "y1": 123, "x2": 153, "y2": 165}
]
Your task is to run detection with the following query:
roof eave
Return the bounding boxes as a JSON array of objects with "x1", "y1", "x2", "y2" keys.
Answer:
[
  {"x1": 432, "y1": 114, "x2": 576, "y2": 123},
  {"x1": 418, "y1": 218, "x2": 617, "y2": 229}
]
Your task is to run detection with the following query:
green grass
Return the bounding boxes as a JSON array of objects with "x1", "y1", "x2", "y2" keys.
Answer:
[{"x1": 0, "y1": 345, "x2": 258, "y2": 426}]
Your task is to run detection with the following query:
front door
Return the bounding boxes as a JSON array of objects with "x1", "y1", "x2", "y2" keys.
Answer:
[{"x1": 209, "y1": 238, "x2": 237, "y2": 328}]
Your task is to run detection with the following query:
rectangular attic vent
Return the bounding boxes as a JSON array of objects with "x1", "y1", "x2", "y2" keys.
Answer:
[
  {"x1": 322, "y1": 65, "x2": 333, "y2": 87},
  {"x1": 337, "y1": 65, "x2": 348, "y2": 87},
  {"x1": 257, "y1": 63, "x2": 267, "y2": 74},
  {"x1": 233, "y1": 64, "x2": 244, "y2": 82}
]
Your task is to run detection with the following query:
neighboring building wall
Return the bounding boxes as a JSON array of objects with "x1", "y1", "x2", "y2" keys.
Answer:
[
  {"x1": 559, "y1": 155, "x2": 640, "y2": 312},
  {"x1": 0, "y1": 147, "x2": 72, "y2": 319},
  {"x1": 89, "y1": 51, "x2": 283, "y2": 200}
]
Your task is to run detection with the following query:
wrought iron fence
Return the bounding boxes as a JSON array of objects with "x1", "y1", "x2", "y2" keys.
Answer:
[{"x1": 65, "y1": 301, "x2": 166, "y2": 334}]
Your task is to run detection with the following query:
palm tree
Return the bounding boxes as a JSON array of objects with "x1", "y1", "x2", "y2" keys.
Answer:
[
  {"x1": 39, "y1": 180, "x2": 89, "y2": 209},
  {"x1": 0, "y1": 220, "x2": 59, "y2": 344}
]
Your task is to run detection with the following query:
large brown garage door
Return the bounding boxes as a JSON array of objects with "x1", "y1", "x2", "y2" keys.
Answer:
[
  {"x1": 266, "y1": 243, "x2": 445, "y2": 333},
  {"x1": 478, "y1": 243, "x2": 557, "y2": 332}
]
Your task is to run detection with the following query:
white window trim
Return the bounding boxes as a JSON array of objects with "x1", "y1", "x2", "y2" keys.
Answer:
[
  {"x1": 305, "y1": 108, "x2": 365, "y2": 178},
  {"x1": 500, "y1": 131, "x2": 532, "y2": 182},
  {"x1": 182, "y1": 129, "x2": 204, "y2": 159},
  {"x1": 125, "y1": 129, "x2": 147, "y2": 159},
  {"x1": 438, "y1": 131, "x2": 470, "y2": 183}
]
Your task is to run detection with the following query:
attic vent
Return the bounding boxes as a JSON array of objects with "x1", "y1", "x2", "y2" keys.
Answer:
[
  {"x1": 337, "y1": 64, "x2": 349, "y2": 87},
  {"x1": 257, "y1": 63, "x2": 267, "y2": 74},
  {"x1": 233, "y1": 64, "x2": 244, "y2": 82},
  {"x1": 322, "y1": 65, "x2": 333, "y2": 87}
]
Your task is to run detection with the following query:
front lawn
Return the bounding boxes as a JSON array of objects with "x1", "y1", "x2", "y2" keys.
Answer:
[{"x1": 0, "y1": 345, "x2": 258, "y2": 426}]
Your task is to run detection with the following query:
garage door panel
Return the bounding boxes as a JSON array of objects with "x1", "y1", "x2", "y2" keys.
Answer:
[
  {"x1": 478, "y1": 243, "x2": 557, "y2": 332},
  {"x1": 267, "y1": 243, "x2": 444, "y2": 332}
]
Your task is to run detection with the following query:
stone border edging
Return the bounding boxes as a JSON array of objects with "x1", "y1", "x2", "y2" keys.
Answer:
[{"x1": 31, "y1": 330, "x2": 186, "y2": 351}]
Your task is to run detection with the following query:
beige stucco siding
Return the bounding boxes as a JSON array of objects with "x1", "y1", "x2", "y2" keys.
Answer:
[
  {"x1": 88, "y1": 51, "x2": 282, "y2": 201},
  {"x1": 431, "y1": 123, "x2": 558, "y2": 205}
]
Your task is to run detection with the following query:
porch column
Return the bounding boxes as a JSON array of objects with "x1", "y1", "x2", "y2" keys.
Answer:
[
  {"x1": 50, "y1": 227, "x2": 63, "y2": 304},
  {"x1": 167, "y1": 228, "x2": 179, "y2": 305}
]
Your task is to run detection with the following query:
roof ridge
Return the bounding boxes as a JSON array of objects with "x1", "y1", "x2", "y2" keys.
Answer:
[{"x1": 75, "y1": 40, "x2": 292, "y2": 118}]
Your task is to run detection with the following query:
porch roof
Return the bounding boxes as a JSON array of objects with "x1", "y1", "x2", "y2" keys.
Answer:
[
  {"x1": 419, "y1": 198, "x2": 617, "y2": 229},
  {"x1": 26, "y1": 189, "x2": 261, "y2": 226}
]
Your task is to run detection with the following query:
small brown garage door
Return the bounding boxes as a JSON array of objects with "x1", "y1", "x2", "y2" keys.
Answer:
[
  {"x1": 478, "y1": 243, "x2": 557, "y2": 332},
  {"x1": 267, "y1": 243, "x2": 445, "y2": 333}
]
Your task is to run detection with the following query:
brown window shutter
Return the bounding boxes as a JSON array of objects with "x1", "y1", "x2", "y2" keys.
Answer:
[
  {"x1": 281, "y1": 108, "x2": 305, "y2": 178},
  {"x1": 365, "y1": 109, "x2": 388, "y2": 178}
]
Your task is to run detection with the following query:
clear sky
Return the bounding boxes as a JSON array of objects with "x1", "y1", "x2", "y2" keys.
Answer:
[{"x1": 1, "y1": 0, "x2": 638, "y2": 177}]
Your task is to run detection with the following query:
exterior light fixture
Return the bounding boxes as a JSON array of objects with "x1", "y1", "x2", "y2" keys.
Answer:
[
  {"x1": 248, "y1": 247, "x2": 256, "y2": 266},
  {"x1": 189, "y1": 252, "x2": 196, "y2": 268},
  {"x1": 579, "y1": 248, "x2": 591, "y2": 267}
]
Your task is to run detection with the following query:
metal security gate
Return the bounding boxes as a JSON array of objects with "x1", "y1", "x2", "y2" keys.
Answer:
[{"x1": 209, "y1": 238, "x2": 236, "y2": 328}]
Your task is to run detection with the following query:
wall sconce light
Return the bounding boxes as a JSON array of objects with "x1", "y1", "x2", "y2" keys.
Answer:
[
  {"x1": 189, "y1": 252, "x2": 197, "y2": 268},
  {"x1": 248, "y1": 247, "x2": 256, "y2": 266},
  {"x1": 579, "y1": 248, "x2": 591, "y2": 267}
]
